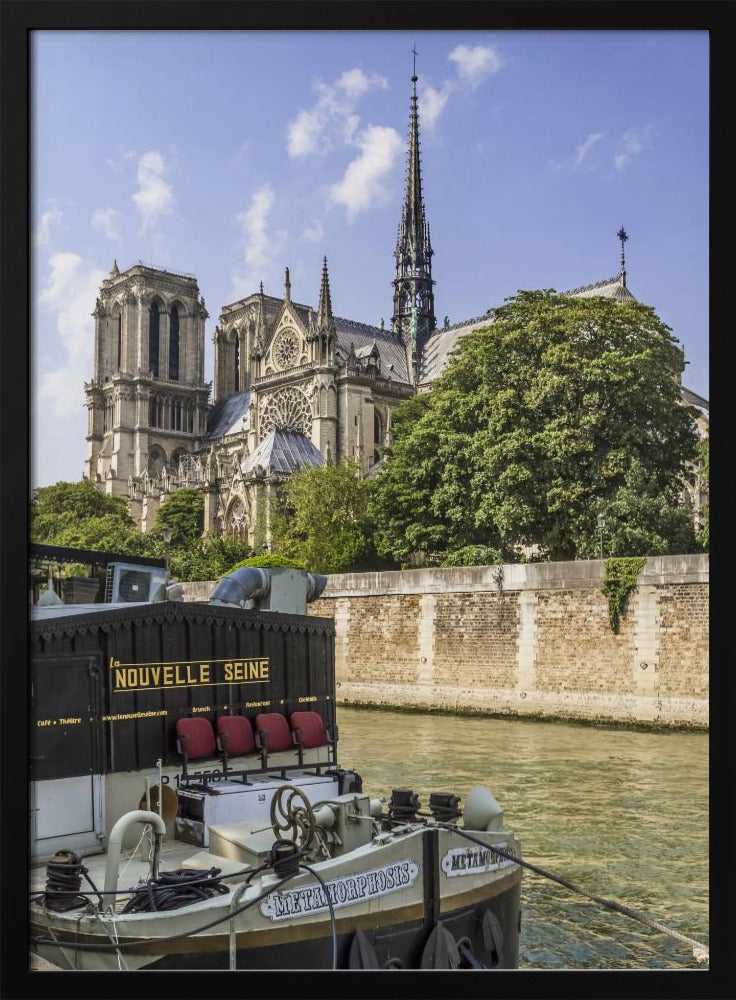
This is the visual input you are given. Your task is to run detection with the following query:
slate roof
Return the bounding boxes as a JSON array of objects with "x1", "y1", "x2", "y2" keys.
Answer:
[
  {"x1": 419, "y1": 272, "x2": 638, "y2": 385},
  {"x1": 681, "y1": 386, "x2": 709, "y2": 412},
  {"x1": 564, "y1": 273, "x2": 637, "y2": 303},
  {"x1": 241, "y1": 428, "x2": 325, "y2": 477},
  {"x1": 207, "y1": 390, "x2": 250, "y2": 440},
  {"x1": 419, "y1": 313, "x2": 494, "y2": 385},
  {"x1": 334, "y1": 316, "x2": 411, "y2": 383}
]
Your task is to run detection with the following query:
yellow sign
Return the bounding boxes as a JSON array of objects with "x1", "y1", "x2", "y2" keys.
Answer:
[{"x1": 109, "y1": 656, "x2": 270, "y2": 693}]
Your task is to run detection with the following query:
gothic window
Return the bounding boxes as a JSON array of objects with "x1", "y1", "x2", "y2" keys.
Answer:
[
  {"x1": 149, "y1": 301, "x2": 160, "y2": 377},
  {"x1": 258, "y1": 386, "x2": 312, "y2": 437},
  {"x1": 226, "y1": 496, "x2": 248, "y2": 538},
  {"x1": 234, "y1": 331, "x2": 240, "y2": 392},
  {"x1": 149, "y1": 396, "x2": 163, "y2": 428},
  {"x1": 116, "y1": 312, "x2": 122, "y2": 371},
  {"x1": 169, "y1": 305, "x2": 179, "y2": 381},
  {"x1": 272, "y1": 328, "x2": 300, "y2": 370},
  {"x1": 373, "y1": 410, "x2": 383, "y2": 465},
  {"x1": 148, "y1": 446, "x2": 166, "y2": 478}
]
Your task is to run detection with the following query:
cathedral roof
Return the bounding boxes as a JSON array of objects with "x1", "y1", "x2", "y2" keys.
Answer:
[
  {"x1": 418, "y1": 313, "x2": 493, "y2": 385},
  {"x1": 334, "y1": 317, "x2": 411, "y2": 383},
  {"x1": 680, "y1": 386, "x2": 709, "y2": 413},
  {"x1": 419, "y1": 272, "x2": 639, "y2": 385},
  {"x1": 564, "y1": 273, "x2": 637, "y2": 303},
  {"x1": 241, "y1": 428, "x2": 324, "y2": 478},
  {"x1": 207, "y1": 390, "x2": 250, "y2": 440}
]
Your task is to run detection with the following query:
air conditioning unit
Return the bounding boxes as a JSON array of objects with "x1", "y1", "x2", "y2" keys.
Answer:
[{"x1": 104, "y1": 563, "x2": 168, "y2": 603}]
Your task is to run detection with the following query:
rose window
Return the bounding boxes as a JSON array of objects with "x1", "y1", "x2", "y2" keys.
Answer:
[
  {"x1": 272, "y1": 329, "x2": 300, "y2": 370},
  {"x1": 259, "y1": 386, "x2": 312, "y2": 437}
]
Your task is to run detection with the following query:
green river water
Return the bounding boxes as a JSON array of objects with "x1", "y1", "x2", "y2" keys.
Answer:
[{"x1": 336, "y1": 705, "x2": 709, "y2": 971}]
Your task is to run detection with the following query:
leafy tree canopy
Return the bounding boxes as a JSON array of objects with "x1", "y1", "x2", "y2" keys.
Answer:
[
  {"x1": 271, "y1": 460, "x2": 375, "y2": 574},
  {"x1": 31, "y1": 479, "x2": 133, "y2": 538},
  {"x1": 168, "y1": 534, "x2": 253, "y2": 582},
  {"x1": 371, "y1": 291, "x2": 699, "y2": 562},
  {"x1": 30, "y1": 479, "x2": 148, "y2": 555},
  {"x1": 226, "y1": 553, "x2": 307, "y2": 573},
  {"x1": 150, "y1": 488, "x2": 204, "y2": 549},
  {"x1": 697, "y1": 434, "x2": 709, "y2": 550}
]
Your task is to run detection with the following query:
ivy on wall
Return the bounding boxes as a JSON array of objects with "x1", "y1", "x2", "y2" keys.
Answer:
[{"x1": 603, "y1": 557, "x2": 647, "y2": 633}]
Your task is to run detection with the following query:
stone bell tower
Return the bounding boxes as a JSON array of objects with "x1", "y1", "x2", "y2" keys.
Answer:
[{"x1": 84, "y1": 261, "x2": 210, "y2": 525}]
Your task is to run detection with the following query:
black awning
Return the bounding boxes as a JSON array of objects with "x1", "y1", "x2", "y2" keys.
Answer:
[{"x1": 30, "y1": 542, "x2": 165, "y2": 569}]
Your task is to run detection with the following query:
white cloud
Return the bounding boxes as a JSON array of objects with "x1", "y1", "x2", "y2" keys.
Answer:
[
  {"x1": 34, "y1": 202, "x2": 64, "y2": 248},
  {"x1": 288, "y1": 107, "x2": 325, "y2": 158},
  {"x1": 37, "y1": 252, "x2": 106, "y2": 418},
  {"x1": 420, "y1": 82, "x2": 454, "y2": 129},
  {"x1": 329, "y1": 125, "x2": 404, "y2": 221},
  {"x1": 614, "y1": 125, "x2": 654, "y2": 172},
  {"x1": 91, "y1": 207, "x2": 122, "y2": 242},
  {"x1": 232, "y1": 183, "x2": 287, "y2": 296},
  {"x1": 336, "y1": 68, "x2": 381, "y2": 100},
  {"x1": 287, "y1": 68, "x2": 388, "y2": 158},
  {"x1": 575, "y1": 132, "x2": 604, "y2": 168},
  {"x1": 448, "y1": 43, "x2": 505, "y2": 88},
  {"x1": 415, "y1": 43, "x2": 506, "y2": 131},
  {"x1": 131, "y1": 151, "x2": 174, "y2": 232},
  {"x1": 302, "y1": 219, "x2": 325, "y2": 243}
]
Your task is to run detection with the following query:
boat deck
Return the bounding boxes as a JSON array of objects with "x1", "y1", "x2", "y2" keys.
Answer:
[{"x1": 30, "y1": 837, "x2": 210, "y2": 896}]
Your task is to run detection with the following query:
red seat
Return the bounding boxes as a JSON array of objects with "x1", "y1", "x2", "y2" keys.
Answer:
[
  {"x1": 289, "y1": 711, "x2": 328, "y2": 749},
  {"x1": 216, "y1": 715, "x2": 256, "y2": 757},
  {"x1": 176, "y1": 718, "x2": 217, "y2": 775},
  {"x1": 254, "y1": 713, "x2": 293, "y2": 753}
]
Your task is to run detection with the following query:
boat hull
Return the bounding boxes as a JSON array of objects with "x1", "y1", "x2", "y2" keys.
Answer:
[
  {"x1": 30, "y1": 821, "x2": 522, "y2": 971},
  {"x1": 32, "y1": 872, "x2": 519, "y2": 971}
]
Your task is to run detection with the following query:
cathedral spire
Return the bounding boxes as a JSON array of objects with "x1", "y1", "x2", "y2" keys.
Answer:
[
  {"x1": 317, "y1": 256, "x2": 333, "y2": 329},
  {"x1": 284, "y1": 267, "x2": 291, "y2": 304},
  {"x1": 392, "y1": 49, "x2": 435, "y2": 381},
  {"x1": 617, "y1": 225, "x2": 629, "y2": 287},
  {"x1": 315, "y1": 256, "x2": 335, "y2": 365}
]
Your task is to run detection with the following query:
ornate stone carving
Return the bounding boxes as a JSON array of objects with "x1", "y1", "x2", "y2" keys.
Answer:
[
  {"x1": 258, "y1": 386, "x2": 312, "y2": 437},
  {"x1": 225, "y1": 495, "x2": 248, "y2": 536},
  {"x1": 271, "y1": 328, "x2": 301, "y2": 370}
]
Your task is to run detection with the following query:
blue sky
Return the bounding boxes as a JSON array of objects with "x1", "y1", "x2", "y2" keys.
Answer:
[{"x1": 32, "y1": 30, "x2": 709, "y2": 489}]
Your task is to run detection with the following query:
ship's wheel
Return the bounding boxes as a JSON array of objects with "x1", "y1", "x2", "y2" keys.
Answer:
[{"x1": 270, "y1": 785, "x2": 316, "y2": 850}]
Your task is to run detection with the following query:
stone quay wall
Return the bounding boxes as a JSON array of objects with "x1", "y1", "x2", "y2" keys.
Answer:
[{"x1": 182, "y1": 555, "x2": 709, "y2": 729}]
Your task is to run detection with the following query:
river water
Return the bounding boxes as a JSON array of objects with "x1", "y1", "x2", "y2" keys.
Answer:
[{"x1": 336, "y1": 705, "x2": 709, "y2": 970}]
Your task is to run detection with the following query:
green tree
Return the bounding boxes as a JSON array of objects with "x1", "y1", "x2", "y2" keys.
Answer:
[
  {"x1": 271, "y1": 460, "x2": 375, "y2": 574},
  {"x1": 150, "y1": 487, "x2": 204, "y2": 549},
  {"x1": 372, "y1": 291, "x2": 699, "y2": 562},
  {"x1": 30, "y1": 479, "x2": 148, "y2": 555},
  {"x1": 697, "y1": 434, "x2": 709, "y2": 550},
  {"x1": 169, "y1": 534, "x2": 253, "y2": 582}
]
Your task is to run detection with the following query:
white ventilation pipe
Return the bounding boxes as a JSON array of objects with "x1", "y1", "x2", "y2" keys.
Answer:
[{"x1": 103, "y1": 810, "x2": 167, "y2": 902}]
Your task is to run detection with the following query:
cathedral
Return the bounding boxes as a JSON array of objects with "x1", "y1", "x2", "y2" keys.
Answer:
[{"x1": 83, "y1": 70, "x2": 709, "y2": 544}]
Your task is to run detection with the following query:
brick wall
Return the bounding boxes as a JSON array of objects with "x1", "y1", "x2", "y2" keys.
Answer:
[
  {"x1": 307, "y1": 556, "x2": 709, "y2": 729},
  {"x1": 182, "y1": 555, "x2": 708, "y2": 728}
]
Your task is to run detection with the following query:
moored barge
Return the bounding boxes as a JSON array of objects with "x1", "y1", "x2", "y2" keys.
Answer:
[{"x1": 29, "y1": 567, "x2": 521, "y2": 970}]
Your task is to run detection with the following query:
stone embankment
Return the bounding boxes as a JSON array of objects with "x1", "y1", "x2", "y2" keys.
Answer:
[{"x1": 182, "y1": 555, "x2": 708, "y2": 729}]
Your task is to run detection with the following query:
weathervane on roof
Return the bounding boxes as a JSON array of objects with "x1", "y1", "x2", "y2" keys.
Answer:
[
  {"x1": 412, "y1": 43, "x2": 418, "y2": 81},
  {"x1": 617, "y1": 226, "x2": 629, "y2": 286}
]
